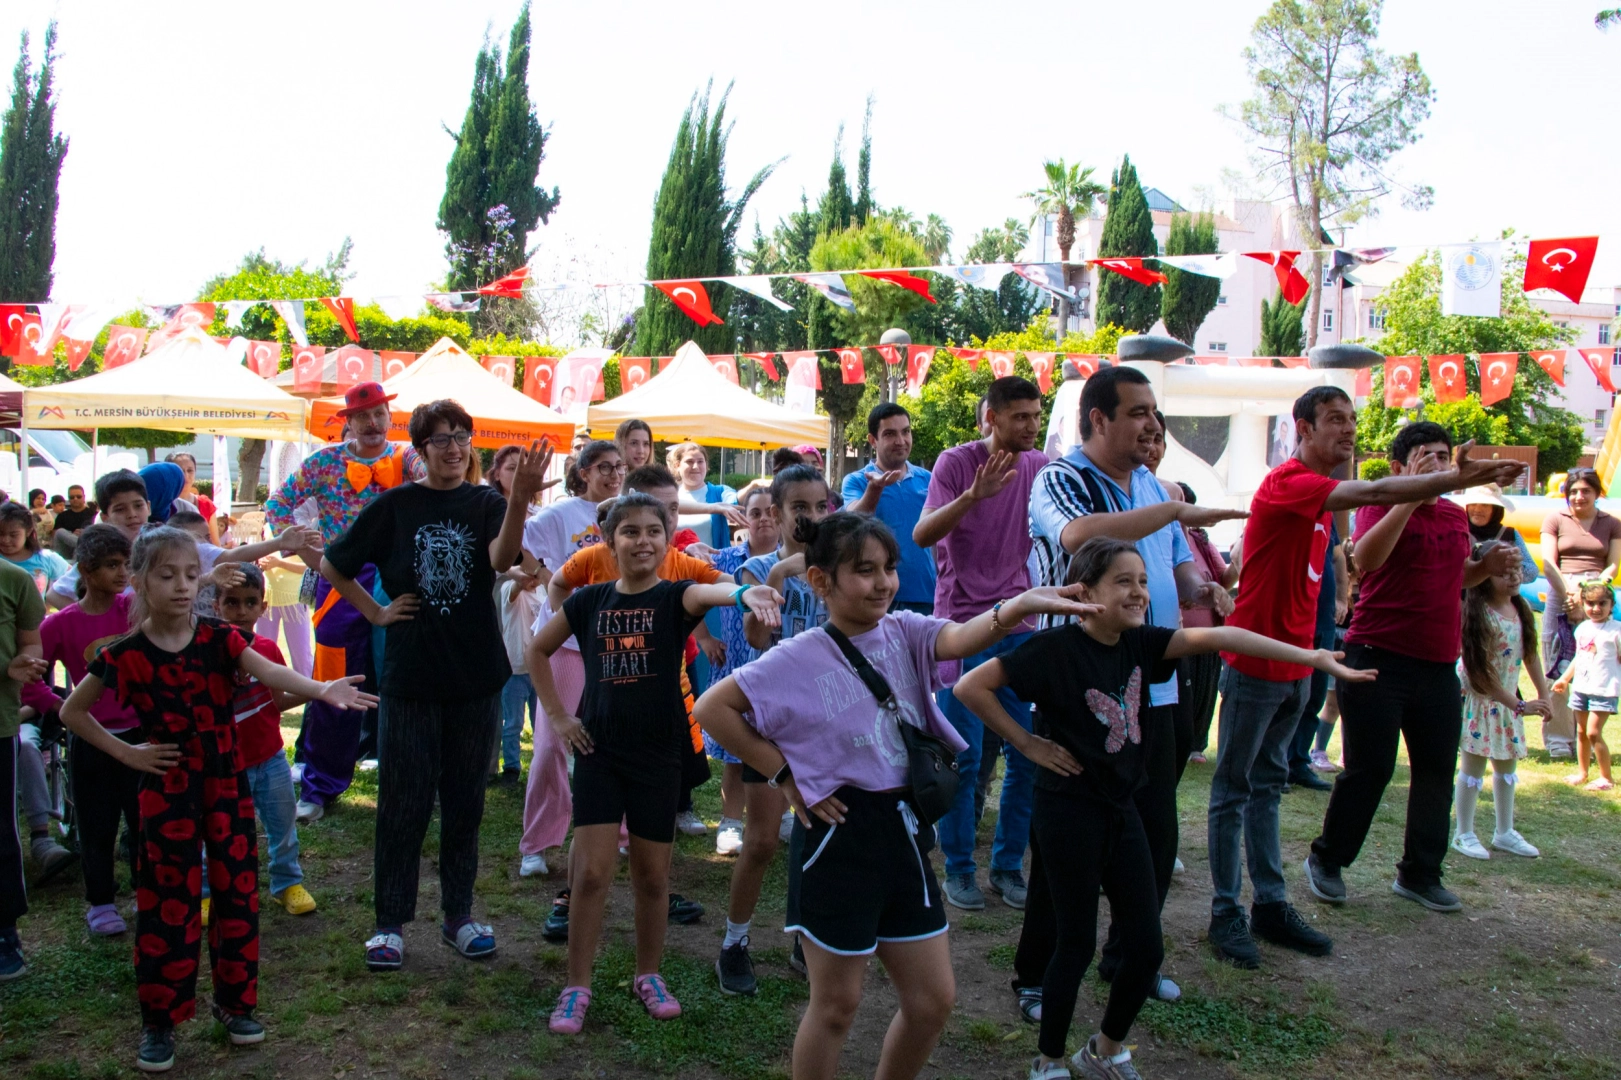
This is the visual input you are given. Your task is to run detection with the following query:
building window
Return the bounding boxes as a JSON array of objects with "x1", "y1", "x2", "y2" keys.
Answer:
[
  {"x1": 1217, "y1": 294, "x2": 1228, "y2": 306},
  {"x1": 1602, "y1": 324, "x2": 1612, "y2": 345},
  {"x1": 1209, "y1": 341, "x2": 1228, "y2": 352},
  {"x1": 1368, "y1": 309, "x2": 1386, "y2": 331},
  {"x1": 1322, "y1": 309, "x2": 1334, "y2": 332},
  {"x1": 1599, "y1": 409, "x2": 1609, "y2": 428},
  {"x1": 1322, "y1": 266, "x2": 1335, "y2": 287},
  {"x1": 1555, "y1": 320, "x2": 1570, "y2": 328}
]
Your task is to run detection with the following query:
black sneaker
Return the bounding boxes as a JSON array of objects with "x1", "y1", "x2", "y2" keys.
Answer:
[
  {"x1": 1208, "y1": 912, "x2": 1260, "y2": 969},
  {"x1": 668, "y1": 893, "x2": 704, "y2": 924},
  {"x1": 788, "y1": 934, "x2": 807, "y2": 977},
  {"x1": 137, "y1": 1027, "x2": 175, "y2": 1073},
  {"x1": 0, "y1": 929, "x2": 24, "y2": 982},
  {"x1": 499, "y1": 768, "x2": 521, "y2": 788},
  {"x1": 1287, "y1": 769, "x2": 1333, "y2": 792},
  {"x1": 542, "y1": 890, "x2": 570, "y2": 942},
  {"x1": 1392, "y1": 878, "x2": 1462, "y2": 913},
  {"x1": 211, "y1": 1003, "x2": 266, "y2": 1045},
  {"x1": 1303, "y1": 853, "x2": 1346, "y2": 905},
  {"x1": 1251, "y1": 901, "x2": 1333, "y2": 956},
  {"x1": 716, "y1": 937, "x2": 757, "y2": 996}
]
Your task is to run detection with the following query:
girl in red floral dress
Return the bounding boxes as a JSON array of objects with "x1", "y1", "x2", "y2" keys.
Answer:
[{"x1": 58, "y1": 526, "x2": 375, "y2": 1074}]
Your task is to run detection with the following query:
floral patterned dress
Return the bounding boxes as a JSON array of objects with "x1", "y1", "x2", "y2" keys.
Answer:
[{"x1": 1460, "y1": 605, "x2": 1527, "y2": 760}]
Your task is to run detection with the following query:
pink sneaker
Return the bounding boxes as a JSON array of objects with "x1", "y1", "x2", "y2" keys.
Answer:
[
  {"x1": 548, "y1": 986, "x2": 591, "y2": 1034},
  {"x1": 1309, "y1": 749, "x2": 1340, "y2": 773},
  {"x1": 634, "y1": 973, "x2": 682, "y2": 1020}
]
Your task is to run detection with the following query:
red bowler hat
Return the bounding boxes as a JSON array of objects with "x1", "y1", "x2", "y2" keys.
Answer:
[{"x1": 335, "y1": 381, "x2": 397, "y2": 417}]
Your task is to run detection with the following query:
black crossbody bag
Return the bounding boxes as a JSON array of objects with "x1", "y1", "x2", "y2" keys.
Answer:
[{"x1": 823, "y1": 624, "x2": 959, "y2": 824}]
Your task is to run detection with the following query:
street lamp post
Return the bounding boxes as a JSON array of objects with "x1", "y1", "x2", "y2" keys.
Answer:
[{"x1": 879, "y1": 326, "x2": 910, "y2": 405}]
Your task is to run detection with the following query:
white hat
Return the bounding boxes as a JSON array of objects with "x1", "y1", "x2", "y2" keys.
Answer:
[{"x1": 1460, "y1": 483, "x2": 1513, "y2": 512}]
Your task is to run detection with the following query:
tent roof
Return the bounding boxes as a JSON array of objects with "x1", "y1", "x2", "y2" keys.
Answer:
[
  {"x1": 586, "y1": 341, "x2": 827, "y2": 450},
  {"x1": 25, "y1": 329, "x2": 309, "y2": 441},
  {"x1": 274, "y1": 346, "x2": 385, "y2": 399},
  {"x1": 0, "y1": 370, "x2": 23, "y2": 424},
  {"x1": 307, "y1": 336, "x2": 574, "y2": 449}
]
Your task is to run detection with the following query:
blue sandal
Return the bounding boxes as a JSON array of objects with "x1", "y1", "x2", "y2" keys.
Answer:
[
  {"x1": 442, "y1": 920, "x2": 496, "y2": 959},
  {"x1": 365, "y1": 931, "x2": 403, "y2": 971}
]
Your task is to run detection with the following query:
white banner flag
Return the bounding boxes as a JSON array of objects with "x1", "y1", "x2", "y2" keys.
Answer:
[
  {"x1": 794, "y1": 273, "x2": 855, "y2": 311},
  {"x1": 1441, "y1": 242, "x2": 1501, "y2": 318},
  {"x1": 936, "y1": 263, "x2": 1014, "y2": 291},
  {"x1": 270, "y1": 300, "x2": 309, "y2": 346},
  {"x1": 223, "y1": 301, "x2": 257, "y2": 329},
  {"x1": 722, "y1": 275, "x2": 794, "y2": 312},
  {"x1": 1156, "y1": 253, "x2": 1238, "y2": 280}
]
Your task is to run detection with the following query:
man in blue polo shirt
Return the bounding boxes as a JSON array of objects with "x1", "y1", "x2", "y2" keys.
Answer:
[{"x1": 843, "y1": 402, "x2": 936, "y2": 614}]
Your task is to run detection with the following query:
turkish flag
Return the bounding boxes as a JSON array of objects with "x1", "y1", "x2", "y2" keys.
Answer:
[
  {"x1": 522, "y1": 356, "x2": 555, "y2": 402},
  {"x1": 1533, "y1": 349, "x2": 1566, "y2": 386},
  {"x1": 1278, "y1": 355, "x2": 1310, "y2": 369},
  {"x1": 481, "y1": 355, "x2": 516, "y2": 386},
  {"x1": 906, "y1": 346, "x2": 936, "y2": 395},
  {"x1": 331, "y1": 346, "x2": 372, "y2": 390},
  {"x1": 859, "y1": 270, "x2": 937, "y2": 303},
  {"x1": 292, "y1": 345, "x2": 326, "y2": 393},
  {"x1": 1093, "y1": 258, "x2": 1168, "y2": 286},
  {"x1": 102, "y1": 325, "x2": 148, "y2": 369},
  {"x1": 591, "y1": 365, "x2": 607, "y2": 402},
  {"x1": 146, "y1": 303, "x2": 216, "y2": 352},
  {"x1": 0, "y1": 305, "x2": 24, "y2": 356},
  {"x1": 875, "y1": 344, "x2": 901, "y2": 366},
  {"x1": 479, "y1": 267, "x2": 529, "y2": 297},
  {"x1": 1236, "y1": 356, "x2": 1274, "y2": 368},
  {"x1": 745, "y1": 352, "x2": 779, "y2": 380},
  {"x1": 620, "y1": 356, "x2": 652, "y2": 391},
  {"x1": 655, "y1": 280, "x2": 724, "y2": 326},
  {"x1": 1354, "y1": 367, "x2": 1372, "y2": 398},
  {"x1": 657, "y1": 355, "x2": 676, "y2": 372},
  {"x1": 986, "y1": 350, "x2": 1015, "y2": 378},
  {"x1": 1578, "y1": 348, "x2": 1616, "y2": 393},
  {"x1": 1384, "y1": 356, "x2": 1422, "y2": 408},
  {"x1": 1193, "y1": 355, "x2": 1228, "y2": 365},
  {"x1": 707, "y1": 354, "x2": 740, "y2": 385},
  {"x1": 949, "y1": 347, "x2": 983, "y2": 370},
  {"x1": 1478, "y1": 352, "x2": 1519, "y2": 406},
  {"x1": 10, "y1": 314, "x2": 48, "y2": 365},
  {"x1": 1428, "y1": 354, "x2": 1468, "y2": 403},
  {"x1": 836, "y1": 346, "x2": 866, "y2": 384},
  {"x1": 1027, "y1": 351, "x2": 1056, "y2": 392},
  {"x1": 1524, "y1": 237, "x2": 1599, "y2": 304},
  {"x1": 245, "y1": 340, "x2": 280, "y2": 379},
  {"x1": 379, "y1": 350, "x2": 417, "y2": 380},
  {"x1": 320, "y1": 297, "x2": 360, "y2": 343},
  {"x1": 782, "y1": 351, "x2": 822, "y2": 390},
  {"x1": 1067, "y1": 354, "x2": 1104, "y2": 379},
  {"x1": 64, "y1": 337, "x2": 94, "y2": 372},
  {"x1": 1244, "y1": 251, "x2": 1310, "y2": 304}
]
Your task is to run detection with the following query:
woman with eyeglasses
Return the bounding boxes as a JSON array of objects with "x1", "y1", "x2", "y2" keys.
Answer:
[{"x1": 321, "y1": 401, "x2": 552, "y2": 971}]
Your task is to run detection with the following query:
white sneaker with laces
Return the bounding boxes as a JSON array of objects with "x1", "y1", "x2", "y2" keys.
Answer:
[
  {"x1": 1172, "y1": 856, "x2": 1185, "y2": 874},
  {"x1": 675, "y1": 810, "x2": 708, "y2": 836},
  {"x1": 520, "y1": 854, "x2": 548, "y2": 878},
  {"x1": 1492, "y1": 830, "x2": 1540, "y2": 858},
  {"x1": 295, "y1": 800, "x2": 324, "y2": 824},
  {"x1": 1451, "y1": 832, "x2": 1490, "y2": 860},
  {"x1": 1028, "y1": 1057, "x2": 1071, "y2": 1080},
  {"x1": 715, "y1": 818, "x2": 744, "y2": 856}
]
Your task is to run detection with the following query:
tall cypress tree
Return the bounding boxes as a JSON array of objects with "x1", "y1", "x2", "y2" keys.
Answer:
[
  {"x1": 1094, "y1": 154, "x2": 1160, "y2": 333},
  {"x1": 0, "y1": 23, "x2": 67, "y2": 302},
  {"x1": 635, "y1": 82, "x2": 778, "y2": 357},
  {"x1": 437, "y1": 2, "x2": 558, "y2": 292},
  {"x1": 818, "y1": 126, "x2": 854, "y2": 234},
  {"x1": 1259, "y1": 292, "x2": 1308, "y2": 356},
  {"x1": 1160, "y1": 212, "x2": 1220, "y2": 345},
  {"x1": 853, "y1": 95, "x2": 873, "y2": 225}
]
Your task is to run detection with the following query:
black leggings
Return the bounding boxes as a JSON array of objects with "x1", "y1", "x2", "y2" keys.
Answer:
[
  {"x1": 1, "y1": 735, "x2": 25, "y2": 929},
  {"x1": 1176, "y1": 652, "x2": 1221, "y2": 770},
  {"x1": 1032, "y1": 787, "x2": 1163, "y2": 1057},
  {"x1": 70, "y1": 729, "x2": 144, "y2": 905}
]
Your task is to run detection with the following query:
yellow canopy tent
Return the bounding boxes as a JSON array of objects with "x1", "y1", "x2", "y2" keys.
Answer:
[
  {"x1": 25, "y1": 328, "x2": 309, "y2": 441},
  {"x1": 586, "y1": 341, "x2": 826, "y2": 449},
  {"x1": 306, "y1": 336, "x2": 574, "y2": 449}
]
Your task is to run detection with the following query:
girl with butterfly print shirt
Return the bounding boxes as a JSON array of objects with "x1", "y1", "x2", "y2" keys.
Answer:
[{"x1": 955, "y1": 537, "x2": 1370, "y2": 1080}]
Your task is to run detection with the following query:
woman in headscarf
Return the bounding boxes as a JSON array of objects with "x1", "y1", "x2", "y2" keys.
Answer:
[
  {"x1": 138, "y1": 462, "x2": 197, "y2": 524},
  {"x1": 1462, "y1": 485, "x2": 1538, "y2": 583}
]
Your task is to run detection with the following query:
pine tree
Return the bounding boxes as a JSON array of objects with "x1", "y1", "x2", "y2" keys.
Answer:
[
  {"x1": 1160, "y1": 212, "x2": 1221, "y2": 345},
  {"x1": 853, "y1": 95, "x2": 874, "y2": 225},
  {"x1": 1259, "y1": 292, "x2": 1308, "y2": 356},
  {"x1": 819, "y1": 127, "x2": 854, "y2": 234},
  {"x1": 0, "y1": 23, "x2": 67, "y2": 302},
  {"x1": 1094, "y1": 154, "x2": 1160, "y2": 333},
  {"x1": 437, "y1": 2, "x2": 559, "y2": 292},
  {"x1": 635, "y1": 82, "x2": 778, "y2": 357}
]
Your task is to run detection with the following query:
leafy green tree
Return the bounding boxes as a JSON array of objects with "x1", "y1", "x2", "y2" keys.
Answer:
[
  {"x1": 964, "y1": 219, "x2": 1029, "y2": 264},
  {"x1": 1227, "y1": 0, "x2": 1435, "y2": 346},
  {"x1": 1022, "y1": 160, "x2": 1104, "y2": 330},
  {"x1": 1259, "y1": 292, "x2": 1307, "y2": 356},
  {"x1": 1160, "y1": 212, "x2": 1221, "y2": 345},
  {"x1": 1094, "y1": 155, "x2": 1160, "y2": 333},
  {"x1": 1354, "y1": 250, "x2": 1583, "y2": 480},
  {"x1": 0, "y1": 22, "x2": 66, "y2": 302},
  {"x1": 635, "y1": 82, "x2": 777, "y2": 358}
]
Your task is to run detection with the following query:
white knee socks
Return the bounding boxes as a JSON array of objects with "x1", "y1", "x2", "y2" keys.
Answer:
[
  {"x1": 1492, "y1": 759, "x2": 1518, "y2": 838},
  {"x1": 1455, "y1": 753, "x2": 1489, "y2": 837}
]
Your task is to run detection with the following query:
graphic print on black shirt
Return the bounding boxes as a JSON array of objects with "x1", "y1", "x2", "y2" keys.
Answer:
[
  {"x1": 998, "y1": 623, "x2": 1176, "y2": 805},
  {"x1": 415, "y1": 522, "x2": 477, "y2": 614}
]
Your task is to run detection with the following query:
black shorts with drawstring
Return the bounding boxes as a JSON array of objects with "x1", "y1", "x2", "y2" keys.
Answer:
[{"x1": 784, "y1": 785, "x2": 946, "y2": 955}]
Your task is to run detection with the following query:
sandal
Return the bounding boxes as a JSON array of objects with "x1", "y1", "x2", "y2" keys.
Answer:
[
  {"x1": 441, "y1": 919, "x2": 496, "y2": 959},
  {"x1": 549, "y1": 985, "x2": 592, "y2": 1034},
  {"x1": 365, "y1": 931, "x2": 404, "y2": 971},
  {"x1": 1016, "y1": 986, "x2": 1043, "y2": 1024},
  {"x1": 1584, "y1": 777, "x2": 1614, "y2": 791},
  {"x1": 86, "y1": 904, "x2": 127, "y2": 936}
]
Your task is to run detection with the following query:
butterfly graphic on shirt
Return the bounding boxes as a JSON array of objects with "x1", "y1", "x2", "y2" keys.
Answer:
[{"x1": 1085, "y1": 667, "x2": 1143, "y2": 753}]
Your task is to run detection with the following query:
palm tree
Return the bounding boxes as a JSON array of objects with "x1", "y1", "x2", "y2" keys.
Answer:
[
  {"x1": 921, "y1": 214, "x2": 953, "y2": 264},
  {"x1": 1599, "y1": 9, "x2": 1621, "y2": 29},
  {"x1": 1022, "y1": 160, "x2": 1105, "y2": 331}
]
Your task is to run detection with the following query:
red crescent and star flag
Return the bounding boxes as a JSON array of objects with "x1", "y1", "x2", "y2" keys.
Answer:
[
  {"x1": 320, "y1": 297, "x2": 361, "y2": 343},
  {"x1": 1477, "y1": 353, "x2": 1518, "y2": 407},
  {"x1": 1427, "y1": 354, "x2": 1468, "y2": 403},
  {"x1": 1384, "y1": 355, "x2": 1422, "y2": 408},
  {"x1": 1243, "y1": 251, "x2": 1310, "y2": 304},
  {"x1": 1523, "y1": 237, "x2": 1599, "y2": 304},
  {"x1": 836, "y1": 346, "x2": 866, "y2": 384},
  {"x1": 1578, "y1": 348, "x2": 1616, "y2": 393},
  {"x1": 744, "y1": 351, "x2": 779, "y2": 380},
  {"x1": 655, "y1": 280, "x2": 724, "y2": 326},
  {"x1": 905, "y1": 345, "x2": 936, "y2": 395},
  {"x1": 1533, "y1": 349, "x2": 1566, "y2": 386}
]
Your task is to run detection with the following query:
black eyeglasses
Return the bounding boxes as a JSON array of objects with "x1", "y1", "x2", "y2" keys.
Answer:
[
  {"x1": 425, "y1": 431, "x2": 473, "y2": 449},
  {"x1": 591, "y1": 461, "x2": 629, "y2": 477}
]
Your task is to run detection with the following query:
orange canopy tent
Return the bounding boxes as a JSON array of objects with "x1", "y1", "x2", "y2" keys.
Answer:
[{"x1": 306, "y1": 336, "x2": 574, "y2": 449}]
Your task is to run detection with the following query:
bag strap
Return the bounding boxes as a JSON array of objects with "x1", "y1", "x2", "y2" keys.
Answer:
[{"x1": 822, "y1": 624, "x2": 899, "y2": 713}]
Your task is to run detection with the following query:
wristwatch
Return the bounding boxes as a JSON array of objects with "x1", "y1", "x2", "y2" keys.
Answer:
[{"x1": 767, "y1": 760, "x2": 793, "y2": 788}]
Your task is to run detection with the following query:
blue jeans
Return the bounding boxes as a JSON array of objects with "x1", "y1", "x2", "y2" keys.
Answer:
[
  {"x1": 935, "y1": 632, "x2": 1035, "y2": 878},
  {"x1": 499, "y1": 673, "x2": 535, "y2": 773},
  {"x1": 203, "y1": 750, "x2": 304, "y2": 898},
  {"x1": 1206, "y1": 664, "x2": 1307, "y2": 919}
]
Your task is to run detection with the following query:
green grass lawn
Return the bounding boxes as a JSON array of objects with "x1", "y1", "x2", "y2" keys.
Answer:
[{"x1": 4, "y1": 708, "x2": 1620, "y2": 1079}]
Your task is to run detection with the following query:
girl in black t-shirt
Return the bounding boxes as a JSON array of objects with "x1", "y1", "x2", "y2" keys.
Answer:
[
  {"x1": 530, "y1": 492, "x2": 781, "y2": 1034},
  {"x1": 954, "y1": 537, "x2": 1369, "y2": 1080}
]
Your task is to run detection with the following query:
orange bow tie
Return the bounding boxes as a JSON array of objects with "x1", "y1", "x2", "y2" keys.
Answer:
[{"x1": 346, "y1": 454, "x2": 397, "y2": 493}]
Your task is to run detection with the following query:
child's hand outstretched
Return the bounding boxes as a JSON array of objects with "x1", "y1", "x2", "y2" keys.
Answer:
[
  {"x1": 1007, "y1": 584, "x2": 1104, "y2": 625},
  {"x1": 120, "y1": 740, "x2": 182, "y2": 776},
  {"x1": 316, "y1": 675, "x2": 379, "y2": 711},
  {"x1": 210, "y1": 564, "x2": 246, "y2": 590},
  {"x1": 372, "y1": 593, "x2": 420, "y2": 626},
  {"x1": 1315, "y1": 649, "x2": 1376, "y2": 684},
  {"x1": 549, "y1": 710, "x2": 593, "y2": 755},
  {"x1": 741, "y1": 585, "x2": 783, "y2": 628},
  {"x1": 274, "y1": 524, "x2": 321, "y2": 555}
]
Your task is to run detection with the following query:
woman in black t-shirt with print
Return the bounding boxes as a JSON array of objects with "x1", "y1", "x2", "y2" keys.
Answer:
[
  {"x1": 321, "y1": 400, "x2": 552, "y2": 974},
  {"x1": 955, "y1": 538, "x2": 1369, "y2": 1080}
]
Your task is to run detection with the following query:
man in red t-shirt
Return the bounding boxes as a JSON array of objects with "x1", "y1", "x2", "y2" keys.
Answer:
[{"x1": 1207, "y1": 387, "x2": 1524, "y2": 970}]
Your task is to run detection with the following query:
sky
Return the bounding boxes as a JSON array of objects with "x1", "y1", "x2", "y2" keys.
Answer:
[{"x1": 4, "y1": 0, "x2": 1618, "y2": 323}]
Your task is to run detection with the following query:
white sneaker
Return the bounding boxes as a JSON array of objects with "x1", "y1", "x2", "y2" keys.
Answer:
[
  {"x1": 1492, "y1": 830, "x2": 1541, "y2": 858},
  {"x1": 1450, "y1": 832, "x2": 1490, "y2": 860},
  {"x1": 356, "y1": 759, "x2": 379, "y2": 772},
  {"x1": 1028, "y1": 1057, "x2": 1070, "y2": 1080},
  {"x1": 519, "y1": 854, "x2": 548, "y2": 878},
  {"x1": 675, "y1": 810, "x2": 708, "y2": 836},
  {"x1": 715, "y1": 818, "x2": 744, "y2": 856},
  {"x1": 289, "y1": 762, "x2": 305, "y2": 782},
  {"x1": 1172, "y1": 856, "x2": 1185, "y2": 874},
  {"x1": 779, "y1": 811, "x2": 795, "y2": 844},
  {"x1": 295, "y1": 800, "x2": 324, "y2": 824}
]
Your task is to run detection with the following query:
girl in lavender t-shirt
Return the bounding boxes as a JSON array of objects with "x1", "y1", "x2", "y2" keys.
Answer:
[{"x1": 695, "y1": 513, "x2": 1095, "y2": 1080}]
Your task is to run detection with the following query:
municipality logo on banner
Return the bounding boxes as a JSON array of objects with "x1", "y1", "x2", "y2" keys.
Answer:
[{"x1": 1441, "y1": 242, "x2": 1502, "y2": 318}]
